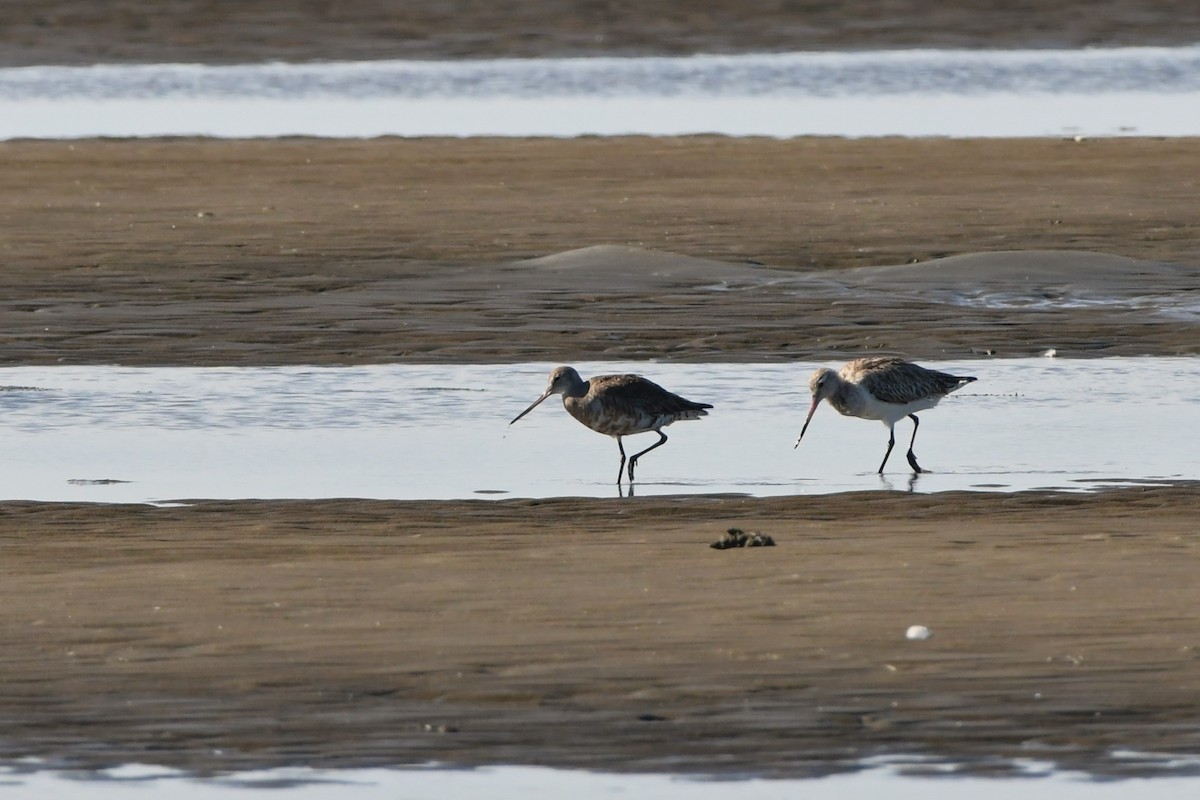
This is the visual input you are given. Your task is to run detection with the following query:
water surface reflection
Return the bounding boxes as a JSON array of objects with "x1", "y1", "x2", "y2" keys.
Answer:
[{"x1": 0, "y1": 358, "x2": 1194, "y2": 504}]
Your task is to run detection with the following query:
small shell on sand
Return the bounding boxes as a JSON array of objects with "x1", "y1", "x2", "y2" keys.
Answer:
[{"x1": 905, "y1": 624, "x2": 933, "y2": 641}]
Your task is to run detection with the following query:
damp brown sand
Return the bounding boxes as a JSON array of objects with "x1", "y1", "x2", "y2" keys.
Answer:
[
  {"x1": 3, "y1": 137, "x2": 1199, "y2": 366},
  {"x1": 1, "y1": 487, "x2": 1198, "y2": 775}
]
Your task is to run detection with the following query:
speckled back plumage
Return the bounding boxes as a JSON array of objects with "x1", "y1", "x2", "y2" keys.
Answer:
[
  {"x1": 842, "y1": 357, "x2": 975, "y2": 405},
  {"x1": 564, "y1": 374, "x2": 711, "y2": 437}
]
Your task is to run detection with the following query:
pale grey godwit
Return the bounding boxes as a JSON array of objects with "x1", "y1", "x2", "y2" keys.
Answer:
[
  {"x1": 794, "y1": 356, "x2": 976, "y2": 474},
  {"x1": 510, "y1": 366, "x2": 712, "y2": 484}
]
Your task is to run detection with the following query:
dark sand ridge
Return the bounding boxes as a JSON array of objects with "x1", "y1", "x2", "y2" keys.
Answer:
[
  {"x1": 423, "y1": 246, "x2": 1200, "y2": 361},
  {"x1": 7, "y1": 0, "x2": 1200, "y2": 65},
  {"x1": 3, "y1": 242, "x2": 1197, "y2": 365},
  {"x1": 4, "y1": 0, "x2": 1200, "y2": 65},
  {"x1": 841, "y1": 250, "x2": 1200, "y2": 295}
]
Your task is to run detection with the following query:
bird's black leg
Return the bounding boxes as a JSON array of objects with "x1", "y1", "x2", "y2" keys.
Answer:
[
  {"x1": 628, "y1": 431, "x2": 668, "y2": 482},
  {"x1": 905, "y1": 414, "x2": 925, "y2": 473},
  {"x1": 877, "y1": 426, "x2": 896, "y2": 474},
  {"x1": 616, "y1": 437, "x2": 627, "y2": 485}
]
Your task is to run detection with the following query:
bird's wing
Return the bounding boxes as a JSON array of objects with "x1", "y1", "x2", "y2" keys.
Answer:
[
  {"x1": 595, "y1": 375, "x2": 710, "y2": 417},
  {"x1": 855, "y1": 359, "x2": 955, "y2": 404},
  {"x1": 841, "y1": 356, "x2": 906, "y2": 378}
]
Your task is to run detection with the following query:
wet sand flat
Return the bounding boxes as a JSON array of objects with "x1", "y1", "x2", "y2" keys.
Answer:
[
  {"x1": 3, "y1": 137, "x2": 1199, "y2": 366},
  {"x1": 2, "y1": 487, "x2": 1199, "y2": 775}
]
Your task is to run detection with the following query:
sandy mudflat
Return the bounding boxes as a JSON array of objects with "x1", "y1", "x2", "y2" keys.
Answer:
[
  {"x1": 4, "y1": 2, "x2": 1200, "y2": 776},
  {"x1": 1, "y1": 134, "x2": 1198, "y2": 776},
  {"x1": 3, "y1": 137, "x2": 1199, "y2": 365},
  {"x1": 3, "y1": 487, "x2": 1200, "y2": 776}
]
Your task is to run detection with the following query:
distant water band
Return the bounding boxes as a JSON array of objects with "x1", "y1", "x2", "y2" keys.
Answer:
[
  {"x1": 5, "y1": 47, "x2": 1200, "y2": 99},
  {"x1": 3, "y1": 47, "x2": 1200, "y2": 138}
]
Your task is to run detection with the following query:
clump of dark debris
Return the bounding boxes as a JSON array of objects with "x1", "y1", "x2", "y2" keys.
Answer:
[{"x1": 710, "y1": 527, "x2": 775, "y2": 550}]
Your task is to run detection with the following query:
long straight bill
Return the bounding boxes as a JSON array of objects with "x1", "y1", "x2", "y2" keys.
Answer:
[
  {"x1": 509, "y1": 391, "x2": 552, "y2": 425},
  {"x1": 793, "y1": 397, "x2": 821, "y2": 448}
]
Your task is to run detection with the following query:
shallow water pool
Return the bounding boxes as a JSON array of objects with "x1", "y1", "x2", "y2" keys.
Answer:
[{"x1": 0, "y1": 358, "x2": 1194, "y2": 504}]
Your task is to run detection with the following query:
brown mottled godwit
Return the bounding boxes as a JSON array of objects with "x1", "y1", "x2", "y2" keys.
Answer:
[
  {"x1": 510, "y1": 366, "x2": 712, "y2": 484},
  {"x1": 794, "y1": 356, "x2": 976, "y2": 474}
]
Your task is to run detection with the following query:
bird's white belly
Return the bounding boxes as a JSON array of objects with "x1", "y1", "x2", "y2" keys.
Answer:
[{"x1": 859, "y1": 394, "x2": 942, "y2": 425}]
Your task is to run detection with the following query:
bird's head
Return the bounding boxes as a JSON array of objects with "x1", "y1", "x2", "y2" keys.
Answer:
[
  {"x1": 510, "y1": 366, "x2": 585, "y2": 425},
  {"x1": 808, "y1": 367, "x2": 838, "y2": 403},
  {"x1": 545, "y1": 366, "x2": 583, "y2": 397},
  {"x1": 795, "y1": 367, "x2": 838, "y2": 448}
]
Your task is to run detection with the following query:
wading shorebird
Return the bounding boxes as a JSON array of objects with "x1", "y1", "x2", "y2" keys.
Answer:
[
  {"x1": 794, "y1": 357, "x2": 976, "y2": 474},
  {"x1": 510, "y1": 366, "x2": 712, "y2": 484}
]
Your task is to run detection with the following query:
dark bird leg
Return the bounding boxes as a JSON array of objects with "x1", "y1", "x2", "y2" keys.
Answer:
[
  {"x1": 627, "y1": 431, "x2": 668, "y2": 482},
  {"x1": 905, "y1": 414, "x2": 925, "y2": 473},
  {"x1": 616, "y1": 437, "x2": 627, "y2": 485},
  {"x1": 878, "y1": 425, "x2": 896, "y2": 474}
]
